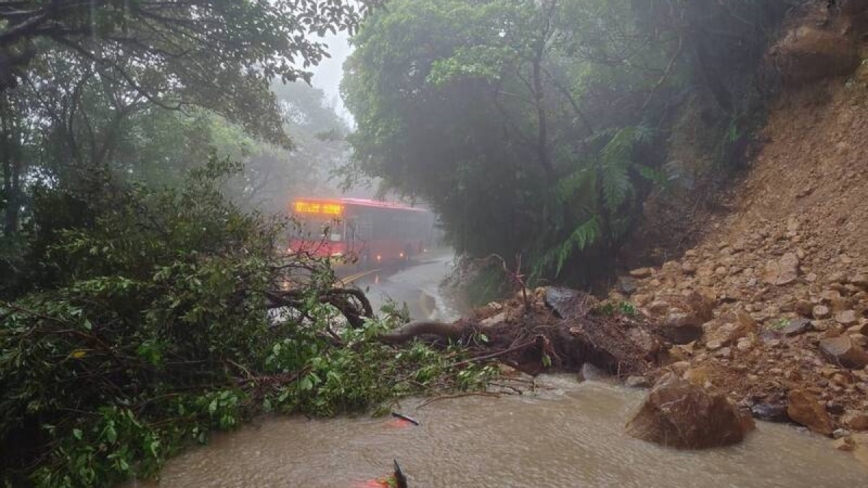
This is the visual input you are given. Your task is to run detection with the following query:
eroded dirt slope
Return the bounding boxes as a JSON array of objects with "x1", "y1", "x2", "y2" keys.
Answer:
[{"x1": 612, "y1": 47, "x2": 868, "y2": 462}]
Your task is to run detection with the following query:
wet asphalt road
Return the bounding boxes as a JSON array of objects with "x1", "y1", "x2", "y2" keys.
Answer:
[{"x1": 338, "y1": 250, "x2": 460, "y2": 321}]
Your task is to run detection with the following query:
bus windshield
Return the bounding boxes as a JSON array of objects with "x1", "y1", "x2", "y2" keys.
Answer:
[{"x1": 296, "y1": 217, "x2": 343, "y2": 242}]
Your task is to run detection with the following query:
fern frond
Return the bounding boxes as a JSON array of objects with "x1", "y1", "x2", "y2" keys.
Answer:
[
  {"x1": 538, "y1": 216, "x2": 601, "y2": 277},
  {"x1": 598, "y1": 127, "x2": 640, "y2": 212}
]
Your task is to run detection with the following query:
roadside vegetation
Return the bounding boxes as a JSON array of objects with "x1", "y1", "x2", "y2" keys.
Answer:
[
  {"x1": 2, "y1": 0, "x2": 851, "y2": 485},
  {"x1": 0, "y1": 159, "x2": 497, "y2": 486},
  {"x1": 343, "y1": 0, "x2": 796, "y2": 290},
  {"x1": 0, "y1": 1, "x2": 494, "y2": 486}
]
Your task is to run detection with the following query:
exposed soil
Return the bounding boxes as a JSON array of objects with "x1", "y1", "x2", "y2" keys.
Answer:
[
  {"x1": 602, "y1": 12, "x2": 868, "y2": 462},
  {"x1": 416, "y1": 0, "x2": 868, "y2": 462}
]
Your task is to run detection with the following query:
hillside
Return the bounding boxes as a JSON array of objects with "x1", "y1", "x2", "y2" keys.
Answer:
[{"x1": 613, "y1": 3, "x2": 868, "y2": 464}]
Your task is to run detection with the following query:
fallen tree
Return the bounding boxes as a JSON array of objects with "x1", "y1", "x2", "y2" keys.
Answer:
[
  {"x1": 378, "y1": 287, "x2": 664, "y2": 377},
  {"x1": 0, "y1": 162, "x2": 498, "y2": 488}
]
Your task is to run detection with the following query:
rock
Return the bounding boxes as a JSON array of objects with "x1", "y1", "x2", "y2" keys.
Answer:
[
  {"x1": 828, "y1": 272, "x2": 847, "y2": 284},
  {"x1": 821, "y1": 289, "x2": 842, "y2": 302},
  {"x1": 625, "y1": 375, "x2": 651, "y2": 388},
  {"x1": 705, "y1": 322, "x2": 749, "y2": 350},
  {"x1": 626, "y1": 327, "x2": 661, "y2": 360},
  {"x1": 618, "y1": 277, "x2": 638, "y2": 295},
  {"x1": 659, "y1": 312, "x2": 704, "y2": 344},
  {"x1": 833, "y1": 436, "x2": 856, "y2": 451},
  {"x1": 646, "y1": 300, "x2": 671, "y2": 316},
  {"x1": 835, "y1": 310, "x2": 858, "y2": 326},
  {"x1": 736, "y1": 335, "x2": 755, "y2": 352},
  {"x1": 812, "y1": 320, "x2": 829, "y2": 332},
  {"x1": 480, "y1": 312, "x2": 506, "y2": 327},
  {"x1": 795, "y1": 299, "x2": 814, "y2": 317},
  {"x1": 735, "y1": 310, "x2": 757, "y2": 330},
  {"x1": 681, "y1": 262, "x2": 697, "y2": 275},
  {"x1": 626, "y1": 373, "x2": 754, "y2": 449},
  {"x1": 751, "y1": 402, "x2": 789, "y2": 422},
  {"x1": 851, "y1": 274, "x2": 868, "y2": 288},
  {"x1": 669, "y1": 361, "x2": 691, "y2": 376},
  {"x1": 787, "y1": 389, "x2": 833, "y2": 436},
  {"x1": 831, "y1": 297, "x2": 851, "y2": 313},
  {"x1": 683, "y1": 366, "x2": 713, "y2": 387},
  {"x1": 763, "y1": 253, "x2": 799, "y2": 286},
  {"x1": 782, "y1": 318, "x2": 812, "y2": 336},
  {"x1": 813, "y1": 305, "x2": 832, "y2": 319},
  {"x1": 833, "y1": 428, "x2": 852, "y2": 439},
  {"x1": 630, "y1": 267, "x2": 653, "y2": 279},
  {"x1": 819, "y1": 336, "x2": 868, "y2": 369},
  {"x1": 771, "y1": 25, "x2": 859, "y2": 86},
  {"x1": 842, "y1": 411, "x2": 868, "y2": 431},
  {"x1": 544, "y1": 287, "x2": 593, "y2": 320},
  {"x1": 850, "y1": 333, "x2": 868, "y2": 349},
  {"x1": 831, "y1": 372, "x2": 852, "y2": 385}
]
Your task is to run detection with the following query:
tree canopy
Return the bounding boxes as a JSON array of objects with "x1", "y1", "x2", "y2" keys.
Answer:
[
  {"x1": 0, "y1": 0, "x2": 370, "y2": 145},
  {"x1": 342, "y1": 0, "x2": 793, "y2": 284}
]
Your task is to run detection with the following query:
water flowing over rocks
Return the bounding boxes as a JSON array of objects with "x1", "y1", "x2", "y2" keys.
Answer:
[
  {"x1": 626, "y1": 373, "x2": 755, "y2": 449},
  {"x1": 608, "y1": 203, "x2": 868, "y2": 447}
]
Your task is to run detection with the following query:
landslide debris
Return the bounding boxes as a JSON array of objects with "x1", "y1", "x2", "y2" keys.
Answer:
[
  {"x1": 603, "y1": 4, "x2": 868, "y2": 458},
  {"x1": 626, "y1": 373, "x2": 755, "y2": 449},
  {"x1": 383, "y1": 287, "x2": 662, "y2": 378}
]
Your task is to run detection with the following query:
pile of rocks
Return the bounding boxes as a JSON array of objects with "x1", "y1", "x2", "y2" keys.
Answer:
[{"x1": 610, "y1": 215, "x2": 868, "y2": 459}]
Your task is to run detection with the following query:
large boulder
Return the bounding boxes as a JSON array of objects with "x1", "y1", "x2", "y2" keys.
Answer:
[
  {"x1": 704, "y1": 312, "x2": 757, "y2": 350},
  {"x1": 819, "y1": 336, "x2": 868, "y2": 369},
  {"x1": 762, "y1": 253, "x2": 800, "y2": 286},
  {"x1": 656, "y1": 292, "x2": 715, "y2": 344},
  {"x1": 787, "y1": 389, "x2": 833, "y2": 436},
  {"x1": 626, "y1": 373, "x2": 755, "y2": 449},
  {"x1": 770, "y1": 24, "x2": 859, "y2": 86},
  {"x1": 659, "y1": 312, "x2": 704, "y2": 344}
]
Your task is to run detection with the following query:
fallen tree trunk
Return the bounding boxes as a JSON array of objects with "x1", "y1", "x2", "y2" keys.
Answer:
[
  {"x1": 378, "y1": 312, "x2": 660, "y2": 377},
  {"x1": 378, "y1": 319, "x2": 474, "y2": 344}
]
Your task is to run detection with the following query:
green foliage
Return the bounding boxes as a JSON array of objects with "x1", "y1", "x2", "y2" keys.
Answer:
[
  {"x1": 0, "y1": 0, "x2": 368, "y2": 146},
  {"x1": 596, "y1": 300, "x2": 637, "y2": 317},
  {"x1": 768, "y1": 317, "x2": 790, "y2": 331},
  {"x1": 0, "y1": 159, "x2": 497, "y2": 486},
  {"x1": 539, "y1": 217, "x2": 601, "y2": 278},
  {"x1": 343, "y1": 0, "x2": 673, "y2": 284},
  {"x1": 343, "y1": 0, "x2": 793, "y2": 285}
]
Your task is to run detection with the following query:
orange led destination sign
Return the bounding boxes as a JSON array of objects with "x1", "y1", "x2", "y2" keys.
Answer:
[{"x1": 293, "y1": 200, "x2": 344, "y2": 216}]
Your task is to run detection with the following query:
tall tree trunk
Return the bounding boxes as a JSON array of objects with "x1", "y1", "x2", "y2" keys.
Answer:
[{"x1": 1, "y1": 94, "x2": 22, "y2": 236}]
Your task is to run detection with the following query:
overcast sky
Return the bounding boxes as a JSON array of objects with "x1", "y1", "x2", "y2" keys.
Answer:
[{"x1": 310, "y1": 31, "x2": 354, "y2": 125}]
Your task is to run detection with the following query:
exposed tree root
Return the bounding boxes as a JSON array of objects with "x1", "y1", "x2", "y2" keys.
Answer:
[{"x1": 378, "y1": 290, "x2": 663, "y2": 378}]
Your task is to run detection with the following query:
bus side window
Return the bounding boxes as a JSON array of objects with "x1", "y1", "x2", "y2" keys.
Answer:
[
  {"x1": 346, "y1": 217, "x2": 357, "y2": 242},
  {"x1": 356, "y1": 214, "x2": 372, "y2": 240}
]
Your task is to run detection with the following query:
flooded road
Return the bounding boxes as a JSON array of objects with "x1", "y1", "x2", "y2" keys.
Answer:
[
  {"x1": 138, "y1": 256, "x2": 868, "y2": 488},
  {"x1": 140, "y1": 377, "x2": 868, "y2": 488},
  {"x1": 341, "y1": 250, "x2": 462, "y2": 322}
]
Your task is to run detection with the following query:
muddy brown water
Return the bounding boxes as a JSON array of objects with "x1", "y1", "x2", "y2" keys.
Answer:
[{"x1": 131, "y1": 376, "x2": 867, "y2": 488}]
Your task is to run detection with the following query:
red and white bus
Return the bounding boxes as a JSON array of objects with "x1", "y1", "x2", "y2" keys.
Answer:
[{"x1": 288, "y1": 197, "x2": 435, "y2": 268}]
